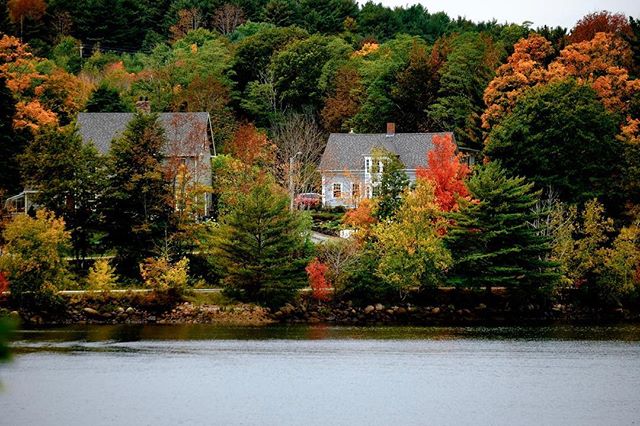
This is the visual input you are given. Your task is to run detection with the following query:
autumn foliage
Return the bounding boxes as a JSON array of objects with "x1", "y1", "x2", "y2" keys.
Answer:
[
  {"x1": 569, "y1": 11, "x2": 632, "y2": 43},
  {"x1": 417, "y1": 134, "x2": 470, "y2": 212},
  {"x1": 343, "y1": 198, "x2": 376, "y2": 230},
  {"x1": 227, "y1": 123, "x2": 275, "y2": 167},
  {"x1": 0, "y1": 272, "x2": 8, "y2": 295},
  {"x1": 306, "y1": 259, "x2": 332, "y2": 302}
]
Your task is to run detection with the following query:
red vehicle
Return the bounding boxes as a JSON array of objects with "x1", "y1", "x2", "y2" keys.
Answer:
[{"x1": 295, "y1": 193, "x2": 322, "y2": 209}]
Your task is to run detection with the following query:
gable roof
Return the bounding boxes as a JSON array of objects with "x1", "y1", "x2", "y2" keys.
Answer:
[
  {"x1": 77, "y1": 112, "x2": 213, "y2": 157},
  {"x1": 319, "y1": 132, "x2": 455, "y2": 171}
]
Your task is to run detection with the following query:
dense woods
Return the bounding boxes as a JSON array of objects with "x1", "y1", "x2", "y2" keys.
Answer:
[{"x1": 0, "y1": 2, "x2": 639, "y2": 315}]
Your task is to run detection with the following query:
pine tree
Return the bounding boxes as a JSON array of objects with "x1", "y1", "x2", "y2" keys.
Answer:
[
  {"x1": 213, "y1": 180, "x2": 312, "y2": 308},
  {"x1": 445, "y1": 162, "x2": 558, "y2": 292},
  {"x1": 101, "y1": 112, "x2": 172, "y2": 276}
]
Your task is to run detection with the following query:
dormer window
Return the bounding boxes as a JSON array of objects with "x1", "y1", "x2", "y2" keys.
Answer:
[{"x1": 364, "y1": 156, "x2": 384, "y2": 175}]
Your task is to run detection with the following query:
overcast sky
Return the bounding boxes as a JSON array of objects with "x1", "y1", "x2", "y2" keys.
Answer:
[{"x1": 369, "y1": 0, "x2": 640, "y2": 29}]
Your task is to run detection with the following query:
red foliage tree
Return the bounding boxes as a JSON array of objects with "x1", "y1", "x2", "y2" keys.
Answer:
[
  {"x1": 569, "y1": 11, "x2": 632, "y2": 43},
  {"x1": 416, "y1": 134, "x2": 471, "y2": 212},
  {"x1": 306, "y1": 259, "x2": 332, "y2": 302},
  {"x1": 0, "y1": 272, "x2": 8, "y2": 295}
]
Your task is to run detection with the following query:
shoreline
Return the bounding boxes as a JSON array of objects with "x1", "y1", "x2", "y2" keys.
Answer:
[{"x1": 4, "y1": 298, "x2": 639, "y2": 327}]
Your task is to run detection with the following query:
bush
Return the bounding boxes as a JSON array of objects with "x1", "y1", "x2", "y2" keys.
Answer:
[
  {"x1": 306, "y1": 259, "x2": 332, "y2": 302},
  {"x1": 0, "y1": 210, "x2": 70, "y2": 310},
  {"x1": 86, "y1": 259, "x2": 118, "y2": 297},
  {"x1": 140, "y1": 257, "x2": 189, "y2": 297}
]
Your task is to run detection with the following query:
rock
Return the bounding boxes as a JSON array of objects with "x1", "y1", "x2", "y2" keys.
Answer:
[
  {"x1": 148, "y1": 315, "x2": 157, "y2": 322},
  {"x1": 125, "y1": 307, "x2": 135, "y2": 314},
  {"x1": 102, "y1": 313, "x2": 112, "y2": 319},
  {"x1": 375, "y1": 303, "x2": 384, "y2": 311},
  {"x1": 476, "y1": 303, "x2": 487, "y2": 310},
  {"x1": 396, "y1": 307, "x2": 407, "y2": 315},
  {"x1": 431, "y1": 307, "x2": 441, "y2": 315},
  {"x1": 29, "y1": 315, "x2": 43, "y2": 325},
  {"x1": 83, "y1": 307, "x2": 101, "y2": 317},
  {"x1": 308, "y1": 317, "x2": 321, "y2": 324},
  {"x1": 9, "y1": 311, "x2": 20, "y2": 320},
  {"x1": 116, "y1": 307, "x2": 125, "y2": 314},
  {"x1": 364, "y1": 305, "x2": 375, "y2": 315}
]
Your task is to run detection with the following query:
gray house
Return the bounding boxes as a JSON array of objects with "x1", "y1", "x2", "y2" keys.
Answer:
[
  {"x1": 319, "y1": 123, "x2": 472, "y2": 208},
  {"x1": 77, "y1": 112, "x2": 216, "y2": 215}
]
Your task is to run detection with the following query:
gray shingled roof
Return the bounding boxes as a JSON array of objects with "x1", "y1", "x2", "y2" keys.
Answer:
[
  {"x1": 77, "y1": 112, "x2": 212, "y2": 156},
  {"x1": 319, "y1": 132, "x2": 455, "y2": 171}
]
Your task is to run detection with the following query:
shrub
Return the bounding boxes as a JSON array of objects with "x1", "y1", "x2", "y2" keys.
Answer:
[
  {"x1": 86, "y1": 259, "x2": 118, "y2": 297},
  {"x1": 306, "y1": 259, "x2": 332, "y2": 302},
  {"x1": 0, "y1": 210, "x2": 70, "y2": 310},
  {"x1": 140, "y1": 257, "x2": 189, "y2": 297}
]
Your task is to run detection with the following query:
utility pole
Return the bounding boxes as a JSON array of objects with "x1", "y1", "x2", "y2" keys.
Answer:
[{"x1": 289, "y1": 151, "x2": 302, "y2": 211}]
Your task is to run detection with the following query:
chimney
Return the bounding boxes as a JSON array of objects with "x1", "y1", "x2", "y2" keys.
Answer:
[
  {"x1": 386, "y1": 122, "x2": 395, "y2": 137},
  {"x1": 136, "y1": 96, "x2": 151, "y2": 114}
]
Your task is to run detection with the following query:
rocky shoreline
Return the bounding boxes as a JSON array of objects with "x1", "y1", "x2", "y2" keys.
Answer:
[{"x1": 3, "y1": 297, "x2": 639, "y2": 326}]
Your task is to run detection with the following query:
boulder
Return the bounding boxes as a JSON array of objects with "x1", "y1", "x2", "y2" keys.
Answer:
[
  {"x1": 125, "y1": 307, "x2": 135, "y2": 314},
  {"x1": 364, "y1": 305, "x2": 375, "y2": 315},
  {"x1": 375, "y1": 303, "x2": 384, "y2": 311},
  {"x1": 83, "y1": 307, "x2": 101, "y2": 317},
  {"x1": 431, "y1": 307, "x2": 441, "y2": 315}
]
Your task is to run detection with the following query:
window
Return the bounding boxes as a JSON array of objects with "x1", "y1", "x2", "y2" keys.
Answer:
[
  {"x1": 332, "y1": 183, "x2": 342, "y2": 198},
  {"x1": 352, "y1": 183, "x2": 361, "y2": 199},
  {"x1": 364, "y1": 157, "x2": 372, "y2": 174}
]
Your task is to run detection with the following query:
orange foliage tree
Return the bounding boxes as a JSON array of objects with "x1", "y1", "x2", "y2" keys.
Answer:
[
  {"x1": 569, "y1": 11, "x2": 632, "y2": 43},
  {"x1": 343, "y1": 198, "x2": 376, "y2": 230},
  {"x1": 416, "y1": 134, "x2": 471, "y2": 212},
  {"x1": 226, "y1": 123, "x2": 275, "y2": 167},
  {"x1": 7, "y1": 0, "x2": 46, "y2": 39},
  {"x1": 0, "y1": 35, "x2": 92, "y2": 130},
  {"x1": 306, "y1": 258, "x2": 332, "y2": 302},
  {"x1": 482, "y1": 32, "x2": 640, "y2": 140},
  {"x1": 482, "y1": 34, "x2": 555, "y2": 130},
  {"x1": 321, "y1": 65, "x2": 362, "y2": 132}
]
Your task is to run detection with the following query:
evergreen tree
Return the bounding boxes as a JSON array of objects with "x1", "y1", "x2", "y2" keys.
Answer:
[
  {"x1": 213, "y1": 180, "x2": 312, "y2": 308},
  {"x1": 101, "y1": 112, "x2": 173, "y2": 276},
  {"x1": 374, "y1": 150, "x2": 409, "y2": 221},
  {"x1": 20, "y1": 126, "x2": 104, "y2": 260},
  {"x1": 85, "y1": 85, "x2": 129, "y2": 112},
  {"x1": 445, "y1": 162, "x2": 558, "y2": 293}
]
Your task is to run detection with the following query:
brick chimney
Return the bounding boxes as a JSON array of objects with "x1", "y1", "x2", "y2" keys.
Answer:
[
  {"x1": 386, "y1": 122, "x2": 395, "y2": 137},
  {"x1": 136, "y1": 96, "x2": 151, "y2": 114}
]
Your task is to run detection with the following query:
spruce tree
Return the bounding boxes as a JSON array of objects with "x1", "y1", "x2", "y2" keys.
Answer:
[
  {"x1": 214, "y1": 180, "x2": 312, "y2": 308},
  {"x1": 101, "y1": 112, "x2": 172, "y2": 276},
  {"x1": 445, "y1": 162, "x2": 558, "y2": 293}
]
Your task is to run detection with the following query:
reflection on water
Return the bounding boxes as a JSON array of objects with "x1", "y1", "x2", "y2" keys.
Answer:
[{"x1": 2, "y1": 324, "x2": 640, "y2": 426}]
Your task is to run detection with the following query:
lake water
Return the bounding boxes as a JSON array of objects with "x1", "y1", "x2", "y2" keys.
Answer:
[{"x1": 2, "y1": 325, "x2": 640, "y2": 426}]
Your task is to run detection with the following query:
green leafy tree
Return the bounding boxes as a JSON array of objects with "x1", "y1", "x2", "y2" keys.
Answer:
[
  {"x1": 446, "y1": 162, "x2": 558, "y2": 293},
  {"x1": 297, "y1": 0, "x2": 357, "y2": 34},
  {"x1": 85, "y1": 85, "x2": 129, "y2": 112},
  {"x1": 101, "y1": 112, "x2": 173, "y2": 276},
  {"x1": 0, "y1": 210, "x2": 70, "y2": 310},
  {"x1": 213, "y1": 180, "x2": 312, "y2": 308},
  {"x1": 0, "y1": 76, "x2": 26, "y2": 195},
  {"x1": 373, "y1": 179, "x2": 451, "y2": 294},
  {"x1": 20, "y1": 126, "x2": 104, "y2": 259},
  {"x1": 373, "y1": 149, "x2": 409, "y2": 221},
  {"x1": 271, "y1": 34, "x2": 351, "y2": 111},
  {"x1": 485, "y1": 79, "x2": 622, "y2": 206},
  {"x1": 428, "y1": 32, "x2": 501, "y2": 148}
]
